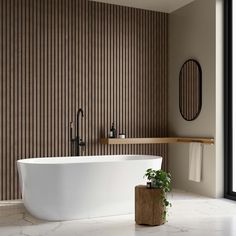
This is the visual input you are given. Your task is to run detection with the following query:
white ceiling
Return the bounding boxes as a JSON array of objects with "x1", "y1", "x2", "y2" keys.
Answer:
[{"x1": 89, "y1": 0, "x2": 195, "y2": 13}]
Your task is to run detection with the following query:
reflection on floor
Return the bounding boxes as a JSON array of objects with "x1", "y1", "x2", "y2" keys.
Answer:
[{"x1": 1, "y1": 190, "x2": 236, "y2": 236}]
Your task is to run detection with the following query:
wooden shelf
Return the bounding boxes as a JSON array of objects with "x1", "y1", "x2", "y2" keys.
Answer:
[{"x1": 101, "y1": 137, "x2": 214, "y2": 145}]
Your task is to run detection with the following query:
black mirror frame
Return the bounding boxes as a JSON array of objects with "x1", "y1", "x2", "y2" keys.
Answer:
[{"x1": 179, "y1": 59, "x2": 202, "y2": 121}]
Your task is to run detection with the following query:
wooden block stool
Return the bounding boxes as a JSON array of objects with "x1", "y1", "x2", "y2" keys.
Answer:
[{"x1": 135, "y1": 185, "x2": 165, "y2": 226}]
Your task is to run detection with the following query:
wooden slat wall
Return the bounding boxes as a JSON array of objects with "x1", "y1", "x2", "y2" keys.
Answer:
[{"x1": 0, "y1": 0, "x2": 168, "y2": 200}]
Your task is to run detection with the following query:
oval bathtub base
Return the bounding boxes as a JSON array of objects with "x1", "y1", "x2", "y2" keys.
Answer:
[{"x1": 17, "y1": 155, "x2": 162, "y2": 221}]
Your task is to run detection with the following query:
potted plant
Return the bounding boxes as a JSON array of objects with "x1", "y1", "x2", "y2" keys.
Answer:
[{"x1": 144, "y1": 169, "x2": 172, "y2": 222}]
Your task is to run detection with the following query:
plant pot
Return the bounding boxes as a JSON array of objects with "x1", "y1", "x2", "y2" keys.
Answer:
[{"x1": 135, "y1": 185, "x2": 166, "y2": 226}]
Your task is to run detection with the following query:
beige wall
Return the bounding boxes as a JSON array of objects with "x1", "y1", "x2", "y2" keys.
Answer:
[{"x1": 168, "y1": 0, "x2": 223, "y2": 197}]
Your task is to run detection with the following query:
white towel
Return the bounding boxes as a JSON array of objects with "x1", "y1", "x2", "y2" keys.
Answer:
[{"x1": 189, "y1": 143, "x2": 203, "y2": 182}]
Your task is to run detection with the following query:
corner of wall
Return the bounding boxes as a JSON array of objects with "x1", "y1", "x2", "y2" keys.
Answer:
[
  {"x1": 215, "y1": 0, "x2": 224, "y2": 198},
  {"x1": 168, "y1": 0, "x2": 223, "y2": 198}
]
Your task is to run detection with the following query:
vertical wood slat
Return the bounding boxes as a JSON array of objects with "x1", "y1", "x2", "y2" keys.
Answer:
[{"x1": 0, "y1": 0, "x2": 168, "y2": 200}]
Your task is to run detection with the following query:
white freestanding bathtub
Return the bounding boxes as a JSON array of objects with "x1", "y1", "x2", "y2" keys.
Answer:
[{"x1": 17, "y1": 155, "x2": 162, "y2": 221}]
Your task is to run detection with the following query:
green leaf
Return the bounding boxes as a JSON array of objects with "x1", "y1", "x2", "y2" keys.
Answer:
[{"x1": 144, "y1": 168, "x2": 172, "y2": 221}]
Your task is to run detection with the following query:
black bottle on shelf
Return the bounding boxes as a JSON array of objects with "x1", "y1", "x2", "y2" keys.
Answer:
[{"x1": 109, "y1": 122, "x2": 117, "y2": 138}]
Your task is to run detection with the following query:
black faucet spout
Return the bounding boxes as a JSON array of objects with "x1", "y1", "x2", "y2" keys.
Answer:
[
  {"x1": 71, "y1": 108, "x2": 85, "y2": 156},
  {"x1": 77, "y1": 108, "x2": 84, "y2": 138}
]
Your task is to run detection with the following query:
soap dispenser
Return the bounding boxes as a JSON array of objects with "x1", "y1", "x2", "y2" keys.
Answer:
[{"x1": 109, "y1": 122, "x2": 117, "y2": 138}]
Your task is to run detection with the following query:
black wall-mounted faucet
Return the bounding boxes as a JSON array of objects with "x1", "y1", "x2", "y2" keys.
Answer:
[
  {"x1": 77, "y1": 108, "x2": 84, "y2": 139},
  {"x1": 71, "y1": 108, "x2": 85, "y2": 156}
]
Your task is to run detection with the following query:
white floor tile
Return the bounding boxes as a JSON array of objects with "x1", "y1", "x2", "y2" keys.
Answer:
[{"x1": 1, "y1": 190, "x2": 236, "y2": 236}]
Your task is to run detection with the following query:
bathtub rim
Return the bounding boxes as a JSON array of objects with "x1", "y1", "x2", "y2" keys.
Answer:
[{"x1": 17, "y1": 155, "x2": 162, "y2": 165}]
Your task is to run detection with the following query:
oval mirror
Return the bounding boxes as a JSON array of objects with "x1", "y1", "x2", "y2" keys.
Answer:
[{"x1": 179, "y1": 59, "x2": 202, "y2": 121}]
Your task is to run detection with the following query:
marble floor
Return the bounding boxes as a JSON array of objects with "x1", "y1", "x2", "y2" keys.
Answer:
[{"x1": 1, "y1": 190, "x2": 236, "y2": 236}]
